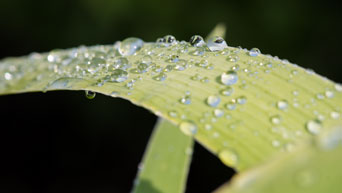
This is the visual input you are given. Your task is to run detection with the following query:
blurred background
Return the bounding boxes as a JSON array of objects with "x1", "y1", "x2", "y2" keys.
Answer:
[{"x1": 0, "y1": 0, "x2": 341, "y2": 192}]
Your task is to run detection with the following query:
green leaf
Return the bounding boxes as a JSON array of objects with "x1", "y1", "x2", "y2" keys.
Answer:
[
  {"x1": 214, "y1": 120, "x2": 342, "y2": 193},
  {"x1": 0, "y1": 34, "x2": 341, "y2": 172},
  {"x1": 132, "y1": 118, "x2": 194, "y2": 193}
]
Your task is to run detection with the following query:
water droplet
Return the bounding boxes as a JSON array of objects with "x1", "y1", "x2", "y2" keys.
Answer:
[
  {"x1": 118, "y1": 37, "x2": 144, "y2": 56},
  {"x1": 179, "y1": 121, "x2": 197, "y2": 136},
  {"x1": 237, "y1": 96, "x2": 247, "y2": 105},
  {"x1": 164, "y1": 35, "x2": 176, "y2": 44},
  {"x1": 220, "y1": 87, "x2": 234, "y2": 96},
  {"x1": 153, "y1": 72, "x2": 167, "y2": 81},
  {"x1": 270, "y1": 115, "x2": 282, "y2": 124},
  {"x1": 141, "y1": 55, "x2": 152, "y2": 64},
  {"x1": 168, "y1": 111, "x2": 178, "y2": 117},
  {"x1": 306, "y1": 120, "x2": 322, "y2": 135},
  {"x1": 85, "y1": 90, "x2": 96, "y2": 99},
  {"x1": 218, "y1": 149, "x2": 238, "y2": 167},
  {"x1": 137, "y1": 63, "x2": 149, "y2": 73},
  {"x1": 225, "y1": 101, "x2": 236, "y2": 110},
  {"x1": 272, "y1": 140, "x2": 281, "y2": 148},
  {"x1": 221, "y1": 71, "x2": 238, "y2": 85},
  {"x1": 4, "y1": 72, "x2": 13, "y2": 80},
  {"x1": 227, "y1": 54, "x2": 239, "y2": 62},
  {"x1": 325, "y1": 90, "x2": 334, "y2": 98},
  {"x1": 180, "y1": 95, "x2": 191, "y2": 105},
  {"x1": 189, "y1": 35, "x2": 205, "y2": 47},
  {"x1": 335, "y1": 84, "x2": 342, "y2": 92},
  {"x1": 331, "y1": 111, "x2": 340, "y2": 119},
  {"x1": 214, "y1": 109, "x2": 224, "y2": 117},
  {"x1": 277, "y1": 100, "x2": 288, "y2": 110},
  {"x1": 207, "y1": 95, "x2": 221, "y2": 107},
  {"x1": 109, "y1": 69, "x2": 128, "y2": 82},
  {"x1": 249, "y1": 48, "x2": 261, "y2": 57},
  {"x1": 207, "y1": 36, "x2": 228, "y2": 51}
]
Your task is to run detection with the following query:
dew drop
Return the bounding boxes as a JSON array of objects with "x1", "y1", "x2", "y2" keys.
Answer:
[
  {"x1": 237, "y1": 96, "x2": 247, "y2": 105},
  {"x1": 218, "y1": 149, "x2": 238, "y2": 167},
  {"x1": 227, "y1": 54, "x2": 239, "y2": 62},
  {"x1": 207, "y1": 95, "x2": 221, "y2": 107},
  {"x1": 277, "y1": 100, "x2": 288, "y2": 110},
  {"x1": 214, "y1": 108, "x2": 224, "y2": 117},
  {"x1": 164, "y1": 35, "x2": 176, "y2": 44},
  {"x1": 141, "y1": 55, "x2": 152, "y2": 64},
  {"x1": 4, "y1": 72, "x2": 13, "y2": 80},
  {"x1": 180, "y1": 95, "x2": 191, "y2": 105},
  {"x1": 325, "y1": 90, "x2": 334, "y2": 98},
  {"x1": 335, "y1": 84, "x2": 342, "y2": 92},
  {"x1": 221, "y1": 71, "x2": 238, "y2": 86},
  {"x1": 153, "y1": 72, "x2": 167, "y2": 81},
  {"x1": 168, "y1": 111, "x2": 178, "y2": 117},
  {"x1": 189, "y1": 35, "x2": 205, "y2": 47},
  {"x1": 85, "y1": 90, "x2": 96, "y2": 99},
  {"x1": 331, "y1": 111, "x2": 340, "y2": 119},
  {"x1": 225, "y1": 101, "x2": 236, "y2": 110},
  {"x1": 270, "y1": 115, "x2": 282, "y2": 124},
  {"x1": 179, "y1": 121, "x2": 197, "y2": 136},
  {"x1": 118, "y1": 37, "x2": 144, "y2": 56},
  {"x1": 207, "y1": 36, "x2": 228, "y2": 51},
  {"x1": 109, "y1": 69, "x2": 128, "y2": 83},
  {"x1": 220, "y1": 87, "x2": 234, "y2": 96},
  {"x1": 248, "y1": 48, "x2": 261, "y2": 57},
  {"x1": 306, "y1": 120, "x2": 322, "y2": 135}
]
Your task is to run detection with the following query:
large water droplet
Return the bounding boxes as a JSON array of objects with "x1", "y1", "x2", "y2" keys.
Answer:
[
  {"x1": 118, "y1": 37, "x2": 144, "y2": 56},
  {"x1": 207, "y1": 95, "x2": 221, "y2": 107},
  {"x1": 189, "y1": 35, "x2": 205, "y2": 47},
  {"x1": 218, "y1": 149, "x2": 238, "y2": 167},
  {"x1": 221, "y1": 71, "x2": 238, "y2": 86},
  {"x1": 85, "y1": 90, "x2": 96, "y2": 99},
  {"x1": 179, "y1": 121, "x2": 197, "y2": 136},
  {"x1": 306, "y1": 120, "x2": 322, "y2": 135},
  {"x1": 207, "y1": 36, "x2": 228, "y2": 51}
]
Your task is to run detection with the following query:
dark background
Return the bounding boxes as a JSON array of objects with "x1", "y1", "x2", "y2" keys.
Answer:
[{"x1": 0, "y1": 0, "x2": 341, "y2": 192}]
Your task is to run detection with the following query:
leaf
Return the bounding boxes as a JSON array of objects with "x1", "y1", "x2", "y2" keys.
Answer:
[
  {"x1": 213, "y1": 120, "x2": 342, "y2": 193},
  {"x1": 0, "y1": 34, "x2": 341, "y2": 172},
  {"x1": 132, "y1": 118, "x2": 194, "y2": 193}
]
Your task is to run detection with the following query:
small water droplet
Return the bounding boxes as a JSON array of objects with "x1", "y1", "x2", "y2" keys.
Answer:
[
  {"x1": 270, "y1": 115, "x2": 282, "y2": 124},
  {"x1": 248, "y1": 48, "x2": 261, "y2": 57},
  {"x1": 335, "y1": 84, "x2": 342, "y2": 92},
  {"x1": 218, "y1": 149, "x2": 238, "y2": 167},
  {"x1": 85, "y1": 90, "x2": 96, "y2": 99},
  {"x1": 237, "y1": 96, "x2": 247, "y2": 104},
  {"x1": 4, "y1": 72, "x2": 13, "y2": 80},
  {"x1": 221, "y1": 71, "x2": 238, "y2": 86},
  {"x1": 331, "y1": 111, "x2": 340, "y2": 119},
  {"x1": 225, "y1": 101, "x2": 236, "y2": 111},
  {"x1": 180, "y1": 95, "x2": 191, "y2": 105},
  {"x1": 277, "y1": 100, "x2": 288, "y2": 110},
  {"x1": 189, "y1": 35, "x2": 205, "y2": 47},
  {"x1": 141, "y1": 55, "x2": 152, "y2": 64},
  {"x1": 118, "y1": 37, "x2": 144, "y2": 56},
  {"x1": 164, "y1": 35, "x2": 176, "y2": 44},
  {"x1": 207, "y1": 95, "x2": 221, "y2": 107},
  {"x1": 168, "y1": 111, "x2": 178, "y2": 117},
  {"x1": 207, "y1": 36, "x2": 228, "y2": 51},
  {"x1": 153, "y1": 72, "x2": 167, "y2": 81},
  {"x1": 272, "y1": 140, "x2": 281, "y2": 148},
  {"x1": 220, "y1": 87, "x2": 234, "y2": 96},
  {"x1": 214, "y1": 108, "x2": 224, "y2": 117},
  {"x1": 179, "y1": 121, "x2": 197, "y2": 136},
  {"x1": 325, "y1": 90, "x2": 334, "y2": 98},
  {"x1": 306, "y1": 120, "x2": 322, "y2": 135},
  {"x1": 109, "y1": 69, "x2": 128, "y2": 82},
  {"x1": 227, "y1": 54, "x2": 239, "y2": 62}
]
